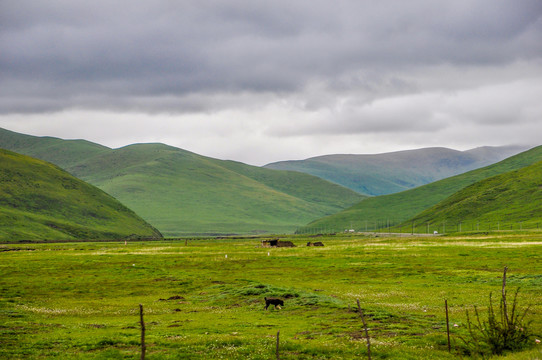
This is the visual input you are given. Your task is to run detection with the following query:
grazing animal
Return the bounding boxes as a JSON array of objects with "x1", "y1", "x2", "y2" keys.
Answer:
[
  {"x1": 307, "y1": 241, "x2": 324, "y2": 246},
  {"x1": 264, "y1": 297, "x2": 284, "y2": 310}
]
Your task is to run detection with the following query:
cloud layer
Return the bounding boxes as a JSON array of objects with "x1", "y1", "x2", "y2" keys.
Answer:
[{"x1": 1, "y1": 0, "x2": 541, "y2": 164}]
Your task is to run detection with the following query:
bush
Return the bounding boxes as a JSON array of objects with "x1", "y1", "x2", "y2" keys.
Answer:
[{"x1": 460, "y1": 269, "x2": 535, "y2": 357}]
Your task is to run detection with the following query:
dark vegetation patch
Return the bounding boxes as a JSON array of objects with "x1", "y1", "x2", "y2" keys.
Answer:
[
  {"x1": 159, "y1": 295, "x2": 186, "y2": 301},
  {"x1": 0, "y1": 246, "x2": 35, "y2": 252}
]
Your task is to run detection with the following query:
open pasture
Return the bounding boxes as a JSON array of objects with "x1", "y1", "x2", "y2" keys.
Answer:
[{"x1": 1, "y1": 233, "x2": 541, "y2": 359}]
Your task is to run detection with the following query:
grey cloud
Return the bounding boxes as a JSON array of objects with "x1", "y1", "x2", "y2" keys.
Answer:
[
  {"x1": 265, "y1": 75, "x2": 542, "y2": 139},
  {"x1": 267, "y1": 93, "x2": 449, "y2": 137},
  {"x1": 2, "y1": 0, "x2": 542, "y2": 114}
]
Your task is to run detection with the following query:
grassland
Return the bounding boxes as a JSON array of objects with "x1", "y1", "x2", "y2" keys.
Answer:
[
  {"x1": 1, "y1": 233, "x2": 541, "y2": 359},
  {"x1": 0, "y1": 149, "x2": 162, "y2": 241}
]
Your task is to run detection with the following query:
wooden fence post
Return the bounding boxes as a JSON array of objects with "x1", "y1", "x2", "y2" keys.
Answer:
[
  {"x1": 140, "y1": 304, "x2": 146, "y2": 360},
  {"x1": 356, "y1": 299, "x2": 372, "y2": 360},
  {"x1": 445, "y1": 299, "x2": 451, "y2": 352},
  {"x1": 276, "y1": 330, "x2": 280, "y2": 360}
]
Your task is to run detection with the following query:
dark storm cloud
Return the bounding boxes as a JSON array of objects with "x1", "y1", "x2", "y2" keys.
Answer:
[{"x1": 1, "y1": 0, "x2": 541, "y2": 114}]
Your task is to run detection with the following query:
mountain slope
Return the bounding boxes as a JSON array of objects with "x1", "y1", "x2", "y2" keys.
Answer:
[
  {"x1": 401, "y1": 160, "x2": 542, "y2": 231},
  {"x1": 0, "y1": 128, "x2": 110, "y2": 166},
  {"x1": 0, "y1": 128, "x2": 364, "y2": 236},
  {"x1": 76, "y1": 143, "x2": 364, "y2": 235},
  {"x1": 265, "y1": 146, "x2": 529, "y2": 195},
  {"x1": 298, "y1": 145, "x2": 542, "y2": 233},
  {"x1": 0, "y1": 149, "x2": 162, "y2": 241}
]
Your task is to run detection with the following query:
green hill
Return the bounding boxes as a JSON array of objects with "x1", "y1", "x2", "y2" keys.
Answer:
[
  {"x1": 0, "y1": 149, "x2": 162, "y2": 241},
  {"x1": 400, "y1": 160, "x2": 542, "y2": 233},
  {"x1": 0, "y1": 128, "x2": 364, "y2": 236},
  {"x1": 298, "y1": 145, "x2": 542, "y2": 233},
  {"x1": 0, "y1": 128, "x2": 110, "y2": 166},
  {"x1": 264, "y1": 146, "x2": 528, "y2": 195}
]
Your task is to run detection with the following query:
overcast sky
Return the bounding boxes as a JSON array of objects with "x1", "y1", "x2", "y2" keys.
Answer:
[{"x1": 1, "y1": 0, "x2": 541, "y2": 165}]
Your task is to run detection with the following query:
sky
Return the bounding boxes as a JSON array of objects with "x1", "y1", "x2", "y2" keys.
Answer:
[{"x1": 1, "y1": 0, "x2": 541, "y2": 165}]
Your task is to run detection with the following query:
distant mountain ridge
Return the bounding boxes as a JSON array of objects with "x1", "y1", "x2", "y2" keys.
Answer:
[
  {"x1": 0, "y1": 128, "x2": 363, "y2": 236},
  {"x1": 0, "y1": 149, "x2": 162, "y2": 241},
  {"x1": 265, "y1": 146, "x2": 530, "y2": 195},
  {"x1": 297, "y1": 145, "x2": 542, "y2": 233}
]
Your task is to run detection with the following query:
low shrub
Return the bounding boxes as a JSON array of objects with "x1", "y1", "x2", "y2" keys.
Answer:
[{"x1": 459, "y1": 270, "x2": 536, "y2": 357}]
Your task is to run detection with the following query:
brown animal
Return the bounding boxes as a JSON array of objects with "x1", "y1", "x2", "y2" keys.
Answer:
[
  {"x1": 307, "y1": 241, "x2": 324, "y2": 246},
  {"x1": 264, "y1": 297, "x2": 284, "y2": 310}
]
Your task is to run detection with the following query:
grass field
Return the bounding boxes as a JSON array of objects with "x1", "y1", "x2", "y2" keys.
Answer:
[{"x1": 1, "y1": 233, "x2": 541, "y2": 359}]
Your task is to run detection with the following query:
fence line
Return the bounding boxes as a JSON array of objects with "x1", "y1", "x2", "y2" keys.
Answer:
[{"x1": 296, "y1": 219, "x2": 542, "y2": 235}]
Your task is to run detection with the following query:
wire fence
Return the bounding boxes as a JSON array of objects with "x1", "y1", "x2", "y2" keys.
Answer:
[{"x1": 296, "y1": 219, "x2": 542, "y2": 235}]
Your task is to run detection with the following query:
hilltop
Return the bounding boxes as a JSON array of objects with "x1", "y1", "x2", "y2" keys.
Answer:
[
  {"x1": 401, "y1": 160, "x2": 542, "y2": 232},
  {"x1": 0, "y1": 149, "x2": 162, "y2": 241},
  {"x1": 298, "y1": 145, "x2": 542, "y2": 233},
  {"x1": 265, "y1": 146, "x2": 529, "y2": 195},
  {"x1": 0, "y1": 128, "x2": 363, "y2": 236}
]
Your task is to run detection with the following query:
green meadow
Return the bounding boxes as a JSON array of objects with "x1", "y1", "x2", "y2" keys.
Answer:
[{"x1": 1, "y1": 233, "x2": 541, "y2": 359}]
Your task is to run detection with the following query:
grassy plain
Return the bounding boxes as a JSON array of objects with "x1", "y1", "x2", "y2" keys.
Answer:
[{"x1": 1, "y1": 233, "x2": 541, "y2": 359}]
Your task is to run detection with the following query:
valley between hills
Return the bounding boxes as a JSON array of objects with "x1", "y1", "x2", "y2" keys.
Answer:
[
  {"x1": 0, "y1": 126, "x2": 540, "y2": 240},
  {"x1": 1, "y1": 128, "x2": 362, "y2": 238}
]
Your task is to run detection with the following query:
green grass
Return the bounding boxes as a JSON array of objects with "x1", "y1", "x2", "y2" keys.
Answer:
[
  {"x1": 1, "y1": 233, "x2": 541, "y2": 359},
  {"x1": 0, "y1": 149, "x2": 162, "y2": 241},
  {"x1": 0, "y1": 128, "x2": 364, "y2": 236},
  {"x1": 397, "y1": 160, "x2": 542, "y2": 233},
  {"x1": 299, "y1": 145, "x2": 542, "y2": 233}
]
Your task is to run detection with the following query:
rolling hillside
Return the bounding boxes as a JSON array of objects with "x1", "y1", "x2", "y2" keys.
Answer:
[
  {"x1": 401, "y1": 160, "x2": 542, "y2": 232},
  {"x1": 298, "y1": 145, "x2": 542, "y2": 233},
  {"x1": 265, "y1": 146, "x2": 529, "y2": 195},
  {"x1": 0, "y1": 128, "x2": 364, "y2": 236},
  {"x1": 0, "y1": 127, "x2": 110, "y2": 166},
  {"x1": 0, "y1": 149, "x2": 162, "y2": 241}
]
